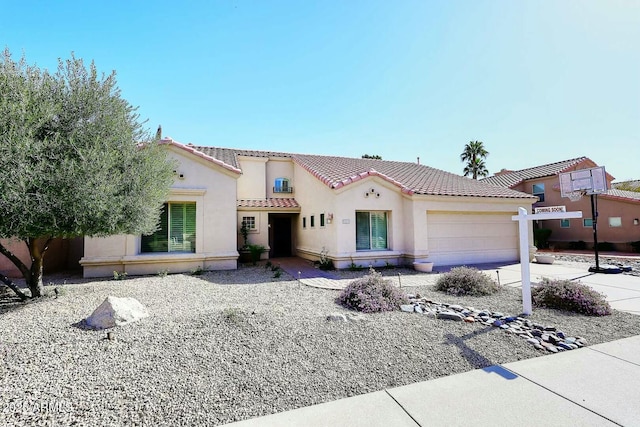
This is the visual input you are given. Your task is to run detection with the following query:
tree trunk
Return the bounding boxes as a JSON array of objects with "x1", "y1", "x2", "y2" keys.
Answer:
[
  {"x1": 0, "y1": 272, "x2": 28, "y2": 301},
  {"x1": 26, "y1": 237, "x2": 52, "y2": 298},
  {"x1": 0, "y1": 240, "x2": 33, "y2": 299}
]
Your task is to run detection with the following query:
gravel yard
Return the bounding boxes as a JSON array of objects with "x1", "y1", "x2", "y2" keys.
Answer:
[{"x1": 2, "y1": 264, "x2": 640, "y2": 426}]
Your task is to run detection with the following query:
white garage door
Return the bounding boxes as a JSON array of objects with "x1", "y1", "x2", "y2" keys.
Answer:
[{"x1": 426, "y1": 211, "x2": 518, "y2": 266}]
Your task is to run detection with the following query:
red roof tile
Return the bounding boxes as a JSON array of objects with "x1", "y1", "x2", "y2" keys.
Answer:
[
  {"x1": 238, "y1": 198, "x2": 300, "y2": 209},
  {"x1": 185, "y1": 145, "x2": 534, "y2": 199},
  {"x1": 480, "y1": 157, "x2": 589, "y2": 188}
]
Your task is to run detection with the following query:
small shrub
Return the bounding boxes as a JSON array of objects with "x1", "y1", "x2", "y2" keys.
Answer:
[
  {"x1": 190, "y1": 266, "x2": 205, "y2": 276},
  {"x1": 534, "y1": 228, "x2": 552, "y2": 249},
  {"x1": 272, "y1": 268, "x2": 282, "y2": 278},
  {"x1": 318, "y1": 247, "x2": 335, "y2": 271},
  {"x1": 384, "y1": 261, "x2": 395, "y2": 270},
  {"x1": 348, "y1": 259, "x2": 363, "y2": 271},
  {"x1": 265, "y1": 261, "x2": 273, "y2": 269},
  {"x1": 247, "y1": 244, "x2": 265, "y2": 265},
  {"x1": 435, "y1": 266, "x2": 499, "y2": 296},
  {"x1": 113, "y1": 271, "x2": 128, "y2": 281},
  {"x1": 596, "y1": 241, "x2": 615, "y2": 252},
  {"x1": 157, "y1": 269, "x2": 169, "y2": 277},
  {"x1": 631, "y1": 241, "x2": 640, "y2": 253},
  {"x1": 532, "y1": 277, "x2": 611, "y2": 316},
  {"x1": 569, "y1": 240, "x2": 587, "y2": 250},
  {"x1": 337, "y1": 268, "x2": 408, "y2": 313}
]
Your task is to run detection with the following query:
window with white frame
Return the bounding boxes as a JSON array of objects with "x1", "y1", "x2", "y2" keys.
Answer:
[
  {"x1": 274, "y1": 177, "x2": 292, "y2": 193},
  {"x1": 356, "y1": 211, "x2": 388, "y2": 250},
  {"x1": 560, "y1": 219, "x2": 570, "y2": 228},
  {"x1": 532, "y1": 183, "x2": 545, "y2": 202},
  {"x1": 609, "y1": 217, "x2": 622, "y2": 227},
  {"x1": 242, "y1": 216, "x2": 256, "y2": 230},
  {"x1": 141, "y1": 202, "x2": 196, "y2": 253}
]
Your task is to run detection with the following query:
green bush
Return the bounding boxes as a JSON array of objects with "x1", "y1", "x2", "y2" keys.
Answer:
[
  {"x1": 337, "y1": 268, "x2": 408, "y2": 313},
  {"x1": 532, "y1": 277, "x2": 611, "y2": 316},
  {"x1": 435, "y1": 266, "x2": 499, "y2": 296},
  {"x1": 247, "y1": 244, "x2": 265, "y2": 265},
  {"x1": 534, "y1": 228, "x2": 552, "y2": 249}
]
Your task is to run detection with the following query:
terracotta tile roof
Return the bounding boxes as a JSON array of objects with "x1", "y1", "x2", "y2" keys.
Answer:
[
  {"x1": 603, "y1": 189, "x2": 640, "y2": 203},
  {"x1": 238, "y1": 198, "x2": 300, "y2": 209},
  {"x1": 612, "y1": 180, "x2": 640, "y2": 190},
  {"x1": 159, "y1": 138, "x2": 242, "y2": 174},
  {"x1": 291, "y1": 154, "x2": 533, "y2": 198},
  {"x1": 179, "y1": 143, "x2": 534, "y2": 199},
  {"x1": 190, "y1": 145, "x2": 292, "y2": 170},
  {"x1": 481, "y1": 157, "x2": 589, "y2": 188}
]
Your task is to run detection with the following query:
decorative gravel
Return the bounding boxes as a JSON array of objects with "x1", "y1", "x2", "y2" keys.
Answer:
[{"x1": 1, "y1": 263, "x2": 640, "y2": 426}]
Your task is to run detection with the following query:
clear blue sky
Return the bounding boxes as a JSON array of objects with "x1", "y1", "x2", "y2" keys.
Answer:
[{"x1": 3, "y1": 0, "x2": 639, "y2": 181}]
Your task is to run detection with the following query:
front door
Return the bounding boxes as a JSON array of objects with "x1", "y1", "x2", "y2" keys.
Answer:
[{"x1": 270, "y1": 215, "x2": 292, "y2": 257}]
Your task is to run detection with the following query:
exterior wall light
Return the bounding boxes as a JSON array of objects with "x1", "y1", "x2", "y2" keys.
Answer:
[
  {"x1": 634, "y1": 218, "x2": 639, "y2": 226},
  {"x1": 327, "y1": 213, "x2": 333, "y2": 224}
]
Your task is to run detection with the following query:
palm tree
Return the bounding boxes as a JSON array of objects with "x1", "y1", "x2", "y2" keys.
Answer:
[{"x1": 460, "y1": 140, "x2": 489, "y2": 179}]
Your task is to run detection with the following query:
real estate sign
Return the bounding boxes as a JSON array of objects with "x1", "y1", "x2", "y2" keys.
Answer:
[{"x1": 534, "y1": 206, "x2": 566, "y2": 214}]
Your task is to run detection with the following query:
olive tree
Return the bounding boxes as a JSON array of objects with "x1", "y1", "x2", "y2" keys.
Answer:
[{"x1": 0, "y1": 49, "x2": 174, "y2": 299}]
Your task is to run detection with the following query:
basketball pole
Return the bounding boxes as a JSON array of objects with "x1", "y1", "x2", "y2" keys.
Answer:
[{"x1": 590, "y1": 193, "x2": 600, "y2": 272}]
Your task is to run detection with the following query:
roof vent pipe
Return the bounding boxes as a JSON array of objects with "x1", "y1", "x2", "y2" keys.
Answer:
[{"x1": 417, "y1": 157, "x2": 420, "y2": 165}]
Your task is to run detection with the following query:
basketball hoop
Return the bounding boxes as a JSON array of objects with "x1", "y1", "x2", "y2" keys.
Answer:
[{"x1": 566, "y1": 191, "x2": 584, "y2": 202}]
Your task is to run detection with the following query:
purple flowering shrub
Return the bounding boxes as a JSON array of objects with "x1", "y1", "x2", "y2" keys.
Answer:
[
  {"x1": 435, "y1": 266, "x2": 499, "y2": 296},
  {"x1": 337, "y1": 268, "x2": 408, "y2": 313},
  {"x1": 532, "y1": 278, "x2": 612, "y2": 316}
]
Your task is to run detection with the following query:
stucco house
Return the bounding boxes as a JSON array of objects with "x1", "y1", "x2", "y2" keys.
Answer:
[
  {"x1": 79, "y1": 138, "x2": 536, "y2": 277},
  {"x1": 481, "y1": 157, "x2": 640, "y2": 251}
]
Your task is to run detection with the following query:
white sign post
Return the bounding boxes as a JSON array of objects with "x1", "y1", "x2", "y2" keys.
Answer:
[{"x1": 512, "y1": 207, "x2": 583, "y2": 315}]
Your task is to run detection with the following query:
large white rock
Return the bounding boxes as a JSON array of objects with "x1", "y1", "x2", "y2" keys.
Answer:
[{"x1": 85, "y1": 296, "x2": 149, "y2": 329}]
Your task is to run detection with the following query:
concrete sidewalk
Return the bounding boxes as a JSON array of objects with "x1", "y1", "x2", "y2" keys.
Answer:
[
  {"x1": 225, "y1": 259, "x2": 640, "y2": 426},
  {"x1": 227, "y1": 335, "x2": 640, "y2": 426}
]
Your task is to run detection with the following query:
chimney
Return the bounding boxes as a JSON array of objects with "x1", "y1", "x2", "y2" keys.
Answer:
[{"x1": 417, "y1": 156, "x2": 420, "y2": 165}]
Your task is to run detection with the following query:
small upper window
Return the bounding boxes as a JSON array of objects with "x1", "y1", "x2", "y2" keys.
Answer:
[
  {"x1": 532, "y1": 183, "x2": 545, "y2": 203},
  {"x1": 274, "y1": 178, "x2": 292, "y2": 193},
  {"x1": 310, "y1": 215, "x2": 315, "y2": 228},
  {"x1": 320, "y1": 213, "x2": 325, "y2": 227},
  {"x1": 583, "y1": 218, "x2": 593, "y2": 227},
  {"x1": 609, "y1": 217, "x2": 622, "y2": 227},
  {"x1": 303, "y1": 217, "x2": 306, "y2": 228},
  {"x1": 560, "y1": 219, "x2": 570, "y2": 228}
]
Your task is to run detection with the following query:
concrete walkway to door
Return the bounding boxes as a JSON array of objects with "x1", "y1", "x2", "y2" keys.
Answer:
[{"x1": 270, "y1": 257, "x2": 352, "y2": 290}]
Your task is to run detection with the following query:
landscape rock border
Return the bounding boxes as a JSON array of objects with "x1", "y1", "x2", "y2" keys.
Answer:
[{"x1": 400, "y1": 294, "x2": 587, "y2": 353}]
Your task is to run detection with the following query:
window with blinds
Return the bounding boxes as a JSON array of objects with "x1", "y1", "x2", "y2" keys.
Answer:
[
  {"x1": 356, "y1": 211, "x2": 388, "y2": 250},
  {"x1": 141, "y1": 202, "x2": 196, "y2": 253}
]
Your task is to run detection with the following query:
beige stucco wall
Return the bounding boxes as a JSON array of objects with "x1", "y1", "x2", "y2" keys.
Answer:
[
  {"x1": 293, "y1": 162, "x2": 536, "y2": 268},
  {"x1": 266, "y1": 158, "x2": 295, "y2": 198},
  {"x1": 293, "y1": 158, "x2": 536, "y2": 268},
  {"x1": 237, "y1": 157, "x2": 267, "y2": 199},
  {"x1": 81, "y1": 146, "x2": 239, "y2": 277}
]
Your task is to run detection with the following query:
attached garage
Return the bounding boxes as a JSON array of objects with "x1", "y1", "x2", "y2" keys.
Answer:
[{"x1": 426, "y1": 211, "x2": 519, "y2": 266}]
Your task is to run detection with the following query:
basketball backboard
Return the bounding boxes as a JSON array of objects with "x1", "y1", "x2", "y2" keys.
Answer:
[{"x1": 559, "y1": 166, "x2": 608, "y2": 199}]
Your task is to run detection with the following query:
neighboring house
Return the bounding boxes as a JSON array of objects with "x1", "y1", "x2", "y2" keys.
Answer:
[
  {"x1": 80, "y1": 138, "x2": 536, "y2": 277},
  {"x1": 482, "y1": 157, "x2": 640, "y2": 251}
]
